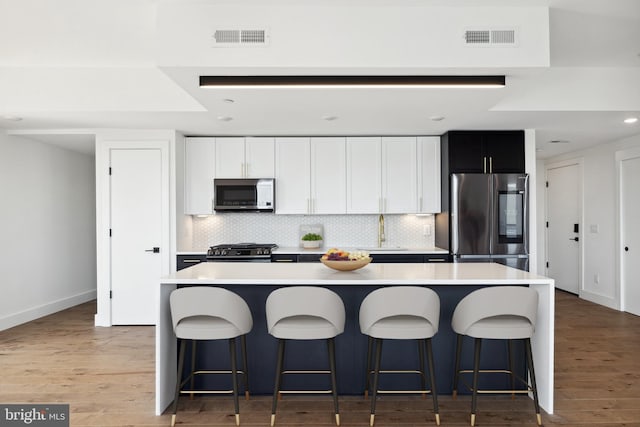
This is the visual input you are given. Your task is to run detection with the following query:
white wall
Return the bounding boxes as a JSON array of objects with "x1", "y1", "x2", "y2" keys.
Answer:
[
  {"x1": 540, "y1": 132, "x2": 640, "y2": 309},
  {"x1": 0, "y1": 131, "x2": 96, "y2": 331}
]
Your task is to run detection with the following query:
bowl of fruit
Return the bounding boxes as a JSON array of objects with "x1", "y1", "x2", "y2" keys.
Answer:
[{"x1": 320, "y1": 248, "x2": 372, "y2": 271}]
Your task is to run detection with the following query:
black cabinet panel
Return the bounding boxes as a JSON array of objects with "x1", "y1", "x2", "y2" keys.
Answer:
[
  {"x1": 371, "y1": 254, "x2": 426, "y2": 263},
  {"x1": 177, "y1": 254, "x2": 206, "y2": 271},
  {"x1": 484, "y1": 132, "x2": 525, "y2": 173},
  {"x1": 443, "y1": 130, "x2": 525, "y2": 174}
]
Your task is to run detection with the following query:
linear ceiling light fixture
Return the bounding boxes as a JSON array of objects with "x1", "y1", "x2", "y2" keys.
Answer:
[{"x1": 199, "y1": 75, "x2": 505, "y2": 89}]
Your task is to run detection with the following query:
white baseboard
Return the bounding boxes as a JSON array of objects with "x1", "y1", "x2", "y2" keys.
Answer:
[
  {"x1": 0, "y1": 290, "x2": 97, "y2": 332},
  {"x1": 579, "y1": 289, "x2": 619, "y2": 311}
]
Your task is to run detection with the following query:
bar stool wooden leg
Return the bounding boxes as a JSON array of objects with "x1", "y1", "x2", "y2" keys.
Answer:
[
  {"x1": 241, "y1": 335, "x2": 250, "y2": 400},
  {"x1": 171, "y1": 339, "x2": 187, "y2": 427},
  {"x1": 508, "y1": 339, "x2": 516, "y2": 399},
  {"x1": 229, "y1": 338, "x2": 240, "y2": 426},
  {"x1": 370, "y1": 338, "x2": 383, "y2": 427},
  {"x1": 190, "y1": 341, "x2": 197, "y2": 399},
  {"x1": 452, "y1": 334, "x2": 463, "y2": 399},
  {"x1": 271, "y1": 339, "x2": 285, "y2": 427},
  {"x1": 470, "y1": 338, "x2": 482, "y2": 427},
  {"x1": 425, "y1": 338, "x2": 440, "y2": 426},
  {"x1": 364, "y1": 336, "x2": 373, "y2": 399},
  {"x1": 418, "y1": 339, "x2": 427, "y2": 399},
  {"x1": 525, "y1": 338, "x2": 542, "y2": 426},
  {"x1": 327, "y1": 338, "x2": 340, "y2": 426}
]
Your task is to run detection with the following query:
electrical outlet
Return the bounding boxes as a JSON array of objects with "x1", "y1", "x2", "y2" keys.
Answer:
[
  {"x1": 423, "y1": 224, "x2": 432, "y2": 237},
  {"x1": 594, "y1": 274, "x2": 600, "y2": 284}
]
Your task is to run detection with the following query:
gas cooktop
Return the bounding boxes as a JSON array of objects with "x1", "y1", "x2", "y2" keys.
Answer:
[{"x1": 206, "y1": 243, "x2": 278, "y2": 260}]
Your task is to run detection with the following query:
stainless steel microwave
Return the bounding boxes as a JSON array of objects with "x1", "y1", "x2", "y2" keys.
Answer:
[{"x1": 214, "y1": 178, "x2": 275, "y2": 212}]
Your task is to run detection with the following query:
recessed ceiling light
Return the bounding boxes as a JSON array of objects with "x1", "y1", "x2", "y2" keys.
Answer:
[
  {"x1": 549, "y1": 140, "x2": 570, "y2": 144},
  {"x1": 322, "y1": 115, "x2": 338, "y2": 121},
  {"x1": 429, "y1": 115, "x2": 445, "y2": 121},
  {"x1": 623, "y1": 117, "x2": 638, "y2": 124},
  {"x1": 1, "y1": 115, "x2": 23, "y2": 121},
  {"x1": 217, "y1": 116, "x2": 233, "y2": 121},
  {"x1": 222, "y1": 98, "x2": 235, "y2": 104}
]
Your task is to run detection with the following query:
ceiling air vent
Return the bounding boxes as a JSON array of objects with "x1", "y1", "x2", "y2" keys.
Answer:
[
  {"x1": 464, "y1": 28, "x2": 517, "y2": 47},
  {"x1": 212, "y1": 29, "x2": 269, "y2": 47}
]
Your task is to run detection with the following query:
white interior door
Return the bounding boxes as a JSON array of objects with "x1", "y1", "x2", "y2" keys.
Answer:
[
  {"x1": 110, "y1": 148, "x2": 163, "y2": 324},
  {"x1": 620, "y1": 153, "x2": 640, "y2": 316},
  {"x1": 546, "y1": 162, "x2": 581, "y2": 294}
]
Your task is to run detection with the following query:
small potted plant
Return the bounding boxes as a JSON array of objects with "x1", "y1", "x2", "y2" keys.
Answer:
[{"x1": 301, "y1": 232, "x2": 323, "y2": 249}]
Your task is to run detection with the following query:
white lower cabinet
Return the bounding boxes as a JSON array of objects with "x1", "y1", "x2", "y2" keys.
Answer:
[
  {"x1": 184, "y1": 137, "x2": 215, "y2": 215},
  {"x1": 275, "y1": 137, "x2": 346, "y2": 214}
]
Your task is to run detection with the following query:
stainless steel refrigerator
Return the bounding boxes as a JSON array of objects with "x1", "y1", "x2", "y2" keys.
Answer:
[{"x1": 450, "y1": 173, "x2": 529, "y2": 271}]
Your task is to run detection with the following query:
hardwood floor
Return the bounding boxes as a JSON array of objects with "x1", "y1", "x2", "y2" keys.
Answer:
[{"x1": 1, "y1": 290, "x2": 639, "y2": 426}]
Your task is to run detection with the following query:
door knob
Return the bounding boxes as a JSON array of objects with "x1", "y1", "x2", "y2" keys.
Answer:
[
  {"x1": 569, "y1": 237, "x2": 579, "y2": 242},
  {"x1": 145, "y1": 247, "x2": 160, "y2": 253}
]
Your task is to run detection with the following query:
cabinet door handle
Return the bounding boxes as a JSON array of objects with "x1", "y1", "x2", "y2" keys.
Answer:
[
  {"x1": 428, "y1": 258, "x2": 446, "y2": 262},
  {"x1": 145, "y1": 247, "x2": 160, "y2": 253},
  {"x1": 182, "y1": 259, "x2": 201, "y2": 263},
  {"x1": 245, "y1": 162, "x2": 249, "y2": 177},
  {"x1": 483, "y1": 156, "x2": 487, "y2": 173},
  {"x1": 307, "y1": 198, "x2": 311, "y2": 214},
  {"x1": 419, "y1": 196, "x2": 423, "y2": 212},
  {"x1": 274, "y1": 259, "x2": 294, "y2": 262},
  {"x1": 489, "y1": 156, "x2": 493, "y2": 173}
]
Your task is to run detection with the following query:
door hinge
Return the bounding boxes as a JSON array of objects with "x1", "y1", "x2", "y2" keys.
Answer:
[
  {"x1": 109, "y1": 228, "x2": 112, "y2": 237},
  {"x1": 546, "y1": 181, "x2": 549, "y2": 188},
  {"x1": 108, "y1": 167, "x2": 112, "y2": 175},
  {"x1": 546, "y1": 261, "x2": 549, "y2": 268},
  {"x1": 109, "y1": 290, "x2": 112, "y2": 299},
  {"x1": 546, "y1": 221, "x2": 549, "y2": 228}
]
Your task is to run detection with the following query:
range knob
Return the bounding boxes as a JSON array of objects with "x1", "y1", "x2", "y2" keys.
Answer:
[
  {"x1": 221, "y1": 249, "x2": 228, "y2": 256},
  {"x1": 264, "y1": 248, "x2": 271, "y2": 255},
  {"x1": 214, "y1": 249, "x2": 221, "y2": 256},
  {"x1": 256, "y1": 249, "x2": 263, "y2": 255}
]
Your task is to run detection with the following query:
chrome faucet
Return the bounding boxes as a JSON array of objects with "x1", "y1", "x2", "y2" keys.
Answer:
[{"x1": 378, "y1": 213, "x2": 385, "y2": 247}]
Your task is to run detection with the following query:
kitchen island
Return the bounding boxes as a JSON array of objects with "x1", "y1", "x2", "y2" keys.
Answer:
[{"x1": 156, "y1": 262, "x2": 554, "y2": 416}]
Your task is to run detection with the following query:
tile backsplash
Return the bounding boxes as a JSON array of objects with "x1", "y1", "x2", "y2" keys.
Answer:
[{"x1": 190, "y1": 213, "x2": 435, "y2": 250}]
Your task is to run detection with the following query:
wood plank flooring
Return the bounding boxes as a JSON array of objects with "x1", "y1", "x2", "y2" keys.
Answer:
[{"x1": 1, "y1": 290, "x2": 639, "y2": 426}]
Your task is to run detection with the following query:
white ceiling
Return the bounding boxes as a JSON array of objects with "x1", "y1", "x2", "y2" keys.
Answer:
[{"x1": 0, "y1": 0, "x2": 639, "y2": 158}]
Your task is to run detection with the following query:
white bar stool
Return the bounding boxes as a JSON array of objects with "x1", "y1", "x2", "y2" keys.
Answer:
[
  {"x1": 451, "y1": 286, "x2": 541, "y2": 426},
  {"x1": 169, "y1": 287, "x2": 253, "y2": 426},
  {"x1": 359, "y1": 286, "x2": 441, "y2": 426},
  {"x1": 265, "y1": 286, "x2": 346, "y2": 426}
]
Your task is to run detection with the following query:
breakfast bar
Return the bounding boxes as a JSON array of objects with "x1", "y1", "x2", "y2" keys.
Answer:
[{"x1": 156, "y1": 262, "x2": 555, "y2": 416}]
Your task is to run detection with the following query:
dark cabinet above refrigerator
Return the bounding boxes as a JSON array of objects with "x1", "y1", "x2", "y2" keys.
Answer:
[{"x1": 442, "y1": 130, "x2": 525, "y2": 174}]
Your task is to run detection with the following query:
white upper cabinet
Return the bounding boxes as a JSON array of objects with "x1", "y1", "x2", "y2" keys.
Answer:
[
  {"x1": 310, "y1": 137, "x2": 346, "y2": 214},
  {"x1": 245, "y1": 137, "x2": 275, "y2": 177},
  {"x1": 184, "y1": 137, "x2": 216, "y2": 215},
  {"x1": 215, "y1": 137, "x2": 274, "y2": 178},
  {"x1": 275, "y1": 137, "x2": 311, "y2": 214},
  {"x1": 382, "y1": 137, "x2": 418, "y2": 213},
  {"x1": 346, "y1": 137, "x2": 382, "y2": 213},
  {"x1": 275, "y1": 137, "x2": 346, "y2": 214},
  {"x1": 418, "y1": 136, "x2": 441, "y2": 213}
]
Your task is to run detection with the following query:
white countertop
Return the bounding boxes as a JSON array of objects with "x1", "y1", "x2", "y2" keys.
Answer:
[{"x1": 161, "y1": 261, "x2": 551, "y2": 286}]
